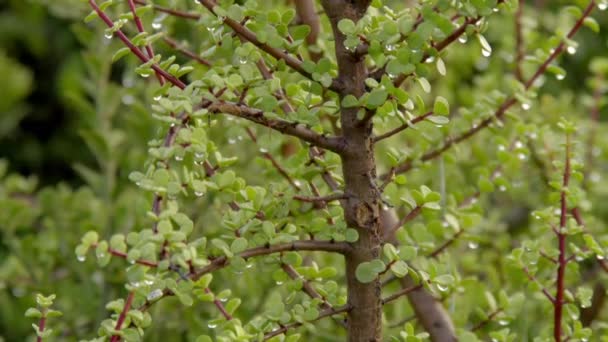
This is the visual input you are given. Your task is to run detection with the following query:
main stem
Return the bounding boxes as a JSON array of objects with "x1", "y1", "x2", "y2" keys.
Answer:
[
  {"x1": 554, "y1": 134, "x2": 571, "y2": 341},
  {"x1": 322, "y1": 1, "x2": 382, "y2": 341}
]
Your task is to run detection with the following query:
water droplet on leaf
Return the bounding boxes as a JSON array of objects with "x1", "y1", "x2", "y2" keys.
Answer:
[
  {"x1": 77, "y1": 255, "x2": 86, "y2": 262},
  {"x1": 147, "y1": 289, "x2": 163, "y2": 301}
]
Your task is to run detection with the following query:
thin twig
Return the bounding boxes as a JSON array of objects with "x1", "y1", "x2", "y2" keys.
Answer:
[{"x1": 374, "y1": 111, "x2": 434, "y2": 143}]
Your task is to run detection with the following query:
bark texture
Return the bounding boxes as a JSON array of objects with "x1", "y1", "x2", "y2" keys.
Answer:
[{"x1": 322, "y1": 1, "x2": 381, "y2": 340}]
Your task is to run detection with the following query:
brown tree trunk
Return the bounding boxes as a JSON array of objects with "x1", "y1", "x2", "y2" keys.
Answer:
[{"x1": 322, "y1": 1, "x2": 382, "y2": 341}]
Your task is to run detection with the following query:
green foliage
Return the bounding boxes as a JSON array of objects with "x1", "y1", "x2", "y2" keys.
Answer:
[{"x1": 2, "y1": 0, "x2": 608, "y2": 341}]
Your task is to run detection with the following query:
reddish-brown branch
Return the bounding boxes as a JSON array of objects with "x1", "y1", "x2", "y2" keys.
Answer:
[
  {"x1": 110, "y1": 291, "x2": 135, "y2": 342},
  {"x1": 554, "y1": 134, "x2": 571, "y2": 341},
  {"x1": 133, "y1": 0, "x2": 201, "y2": 20},
  {"x1": 373, "y1": 111, "x2": 434, "y2": 143},
  {"x1": 522, "y1": 266, "x2": 555, "y2": 303},
  {"x1": 36, "y1": 316, "x2": 46, "y2": 342},
  {"x1": 471, "y1": 308, "x2": 503, "y2": 332},
  {"x1": 391, "y1": 16, "x2": 480, "y2": 88},
  {"x1": 294, "y1": 0, "x2": 322, "y2": 61},
  {"x1": 88, "y1": 0, "x2": 186, "y2": 89},
  {"x1": 293, "y1": 193, "x2": 347, "y2": 203},
  {"x1": 514, "y1": 0, "x2": 525, "y2": 81},
  {"x1": 192, "y1": 240, "x2": 351, "y2": 280},
  {"x1": 428, "y1": 230, "x2": 464, "y2": 258},
  {"x1": 127, "y1": 0, "x2": 165, "y2": 84},
  {"x1": 382, "y1": 284, "x2": 424, "y2": 305},
  {"x1": 208, "y1": 101, "x2": 345, "y2": 153},
  {"x1": 162, "y1": 37, "x2": 212, "y2": 66},
  {"x1": 386, "y1": 206, "x2": 422, "y2": 237}
]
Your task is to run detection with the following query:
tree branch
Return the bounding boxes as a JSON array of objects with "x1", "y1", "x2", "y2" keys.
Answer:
[
  {"x1": 133, "y1": 0, "x2": 201, "y2": 20},
  {"x1": 373, "y1": 111, "x2": 434, "y2": 143},
  {"x1": 162, "y1": 37, "x2": 212, "y2": 66},
  {"x1": 208, "y1": 101, "x2": 345, "y2": 153},
  {"x1": 382, "y1": 284, "x2": 424, "y2": 305},
  {"x1": 88, "y1": 0, "x2": 186, "y2": 89},
  {"x1": 192, "y1": 240, "x2": 351, "y2": 280},
  {"x1": 294, "y1": 0, "x2": 322, "y2": 61}
]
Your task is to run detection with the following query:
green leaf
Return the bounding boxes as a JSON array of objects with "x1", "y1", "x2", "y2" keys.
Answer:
[
  {"x1": 390, "y1": 260, "x2": 409, "y2": 277},
  {"x1": 25, "y1": 308, "x2": 42, "y2": 319},
  {"x1": 366, "y1": 88, "x2": 388, "y2": 109},
  {"x1": 433, "y1": 96, "x2": 449, "y2": 116},
  {"x1": 230, "y1": 237, "x2": 248, "y2": 254},
  {"x1": 342, "y1": 95, "x2": 359, "y2": 108},
  {"x1": 345, "y1": 228, "x2": 359, "y2": 242},
  {"x1": 417, "y1": 77, "x2": 431, "y2": 93},
  {"x1": 337, "y1": 19, "x2": 356, "y2": 35}
]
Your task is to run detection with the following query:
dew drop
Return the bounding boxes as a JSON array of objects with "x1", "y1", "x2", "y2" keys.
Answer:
[
  {"x1": 208, "y1": 322, "x2": 218, "y2": 329},
  {"x1": 239, "y1": 57, "x2": 247, "y2": 64},
  {"x1": 576, "y1": 255, "x2": 584, "y2": 262},
  {"x1": 276, "y1": 280, "x2": 283, "y2": 285},
  {"x1": 175, "y1": 155, "x2": 184, "y2": 161},
  {"x1": 533, "y1": 214, "x2": 541, "y2": 220},
  {"x1": 556, "y1": 73, "x2": 565, "y2": 80},
  {"x1": 245, "y1": 262, "x2": 253, "y2": 269},
  {"x1": 517, "y1": 153, "x2": 527, "y2": 161},
  {"x1": 599, "y1": 2, "x2": 607, "y2": 10},
  {"x1": 458, "y1": 36, "x2": 468, "y2": 44},
  {"x1": 153, "y1": 95, "x2": 162, "y2": 101},
  {"x1": 129, "y1": 259, "x2": 136, "y2": 264},
  {"x1": 597, "y1": 255, "x2": 605, "y2": 260},
  {"x1": 220, "y1": 297, "x2": 228, "y2": 302},
  {"x1": 195, "y1": 152, "x2": 205, "y2": 159},
  {"x1": 218, "y1": 15, "x2": 226, "y2": 22},
  {"x1": 194, "y1": 191, "x2": 204, "y2": 197},
  {"x1": 492, "y1": 7, "x2": 499, "y2": 12},
  {"x1": 147, "y1": 289, "x2": 163, "y2": 301},
  {"x1": 481, "y1": 48, "x2": 492, "y2": 57},
  {"x1": 468, "y1": 242, "x2": 479, "y2": 250},
  {"x1": 521, "y1": 103, "x2": 531, "y2": 111},
  {"x1": 514, "y1": 141, "x2": 523, "y2": 149},
  {"x1": 386, "y1": 44, "x2": 395, "y2": 52},
  {"x1": 98, "y1": 253, "x2": 105, "y2": 258},
  {"x1": 104, "y1": 32, "x2": 113, "y2": 39},
  {"x1": 152, "y1": 22, "x2": 162, "y2": 30},
  {"x1": 436, "y1": 284, "x2": 449, "y2": 292},
  {"x1": 293, "y1": 180, "x2": 302, "y2": 187},
  {"x1": 259, "y1": 147, "x2": 268, "y2": 153},
  {"x1": 499, "y1": 185, "x2": 507, "y2": 192},
  {"x1": 498, "y1": 320, "x2": 509, "y2": 326},
  {"x1": 144, "y1": 280, "x2": 154, "y2": 286},
  {"x1": 77, "y1": 255, "x2": 87, "y2": 262},
  {"x1": 228, "y1": 138, "x2": 236, "y2": 144},
  {"x1": 140, "y1": 71, "x2": 151, "y2": 78},
  {"x1": 497, "y1": 145, "x2": 506, "y2": 151},
  {"x1": 567, "y1": 46, "x2": 577, "y2": 55}
]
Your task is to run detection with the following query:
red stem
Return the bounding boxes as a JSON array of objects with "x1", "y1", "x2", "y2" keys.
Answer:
[
  {"x1": 36, "y1": 316, "x2": 46, "y2": 342},
  {"x1": 554, "y1": 134, "x2": 571, "y2": 341},
  {"x1": 88, "y1": 0, "x2": 185, "y2": 89},
  {"x1": 110, "y1": 291, "x2": 135, "y2": 342},
  {"x1": 127, "y1": 0, "x2": 165, "y2": 85}
]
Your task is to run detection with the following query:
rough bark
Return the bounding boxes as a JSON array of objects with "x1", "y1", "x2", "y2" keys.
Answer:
[{"x1": 322, "y1": 1, "x2": 381, "y2": 340}]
